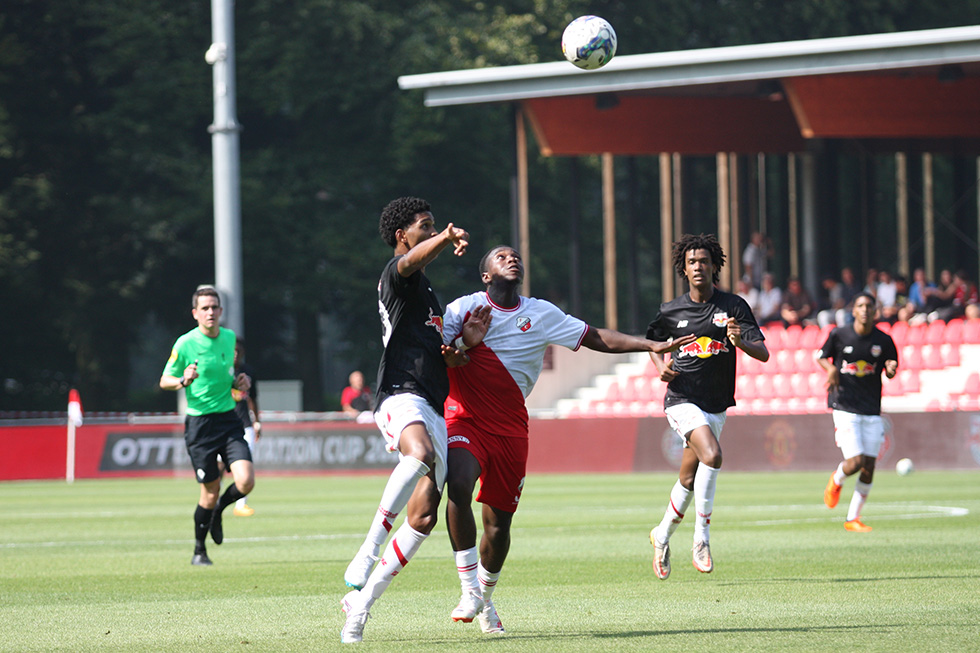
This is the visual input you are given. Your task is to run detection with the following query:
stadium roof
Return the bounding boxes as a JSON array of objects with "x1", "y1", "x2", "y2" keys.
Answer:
[{"x1": 399, "y1": 25, "x2": 980, "y2": 154}]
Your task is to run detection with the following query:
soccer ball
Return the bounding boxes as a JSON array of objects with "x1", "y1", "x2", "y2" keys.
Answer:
[
  {"x1": 561, "y1": 15, "x2": 617, "y2": 70},
  {"x1": 896, "y1": 457, "x2": 914, "y2": 476}
]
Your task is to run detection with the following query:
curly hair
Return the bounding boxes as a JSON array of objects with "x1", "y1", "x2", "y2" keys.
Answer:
[
  {"x1": 672, "y1": 233, "x2": 726, "y2": 286},
  {"x1": 378, "y1": 197, "x2": 432, "y2": 248}
]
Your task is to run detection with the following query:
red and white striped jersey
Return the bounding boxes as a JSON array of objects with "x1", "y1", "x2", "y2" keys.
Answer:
[{"x1": 443, "y1": 291, "x2": 588, "y2": 437}]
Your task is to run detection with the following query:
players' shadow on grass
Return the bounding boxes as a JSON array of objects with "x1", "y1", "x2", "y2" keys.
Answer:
[{"x1": 716, "y1": 573, "x2": 980, "y2": 586}]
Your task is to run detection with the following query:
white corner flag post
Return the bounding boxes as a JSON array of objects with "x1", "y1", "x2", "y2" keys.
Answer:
[{"x1": 66, "y1": 389, "x2": 83, "y2": 483}]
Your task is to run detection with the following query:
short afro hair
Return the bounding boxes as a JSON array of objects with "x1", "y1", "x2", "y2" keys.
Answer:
[
  {"x1": 672, "y1": 233, "x2": 726, "y2": 286},
  {"x1": 379, "y1": 197, "x2": 432, "y2": 248}
]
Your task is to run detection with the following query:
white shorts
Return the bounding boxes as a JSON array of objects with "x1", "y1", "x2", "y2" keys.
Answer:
[
  {"x1": 832, "y1": 410, "x2": 884, "y2": 459},
  {"x1": 665, "y1": 403, "x2": 727, "y2": 447},
  {"x1": 374, "y1": 394, "x2": 448, "y2": 492},
  {"x1": 243, "y1": 425, "x2": 256, "y2": 452}
]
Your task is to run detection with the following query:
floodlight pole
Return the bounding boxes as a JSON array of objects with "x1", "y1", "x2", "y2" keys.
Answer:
[{"x1": 207, "y1": 0, "x2": 244, "y2": 336}]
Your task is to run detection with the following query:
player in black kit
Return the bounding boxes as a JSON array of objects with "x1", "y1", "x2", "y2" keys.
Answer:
[
  {"x1": 339, "y1": 197, "x2": 491, "y2": 644},
  {"x1": 646, "y1": 234, "x2": 769, "y2": 579},
  {"x1": 819, "y1": 292, "x2": 898, "y2": 532}
]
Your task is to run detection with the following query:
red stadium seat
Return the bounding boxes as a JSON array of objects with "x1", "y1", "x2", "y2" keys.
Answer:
[
  {"x1": 763, "y1": 324, "x2": 786, "y2": 350},
  {"x1": 962, "y1": 371, "x2": 980, "y2": 396},
  {"x1": 925, "y1": 319, "x2": 947, "y2": 345},
  {"x1": 944, "y1": 319, "x2": 964, "y2": 345},
  {"x1": 905, "y1": 323, "x2": 926, "y2": 346},
  {"x1": 918, "y1": 344, "x2": 942, "y2": 370},
  {"x1": 772, "y1": 373, "x2": 794, "y2": 398},
  {"x1": 784, "y1": 324, "x2": 803, "y2": 347},
  {"x1": 605, "y1": 380, "x2": 623, "y2": 401},
  {"x1": 794, "y1": 348, "x2": 819, "y2": 373},
  {"x1": 963, "y1": 319, "x2": 980, "y2": 344},
  {"x1": 774, "y1": 349, "x2": 795, "y2": 372},
  {"x1": 901, "y1": 345, "x2": 923, "y2": 371},
  {"x1": 799, "y1": 324, "x2": 823, "y2": 349},
  {"x1": 900, "y1": 369, "x2": 920, "y2": 393},
  {"x1": 888, "y1": 321, "x2": 908, "y2": 346},
  {"x1": 940, "y1": 344, "x2": 961, "y2": 368}
]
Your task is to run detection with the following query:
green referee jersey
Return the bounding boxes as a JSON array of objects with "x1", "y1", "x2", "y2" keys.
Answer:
[{"x1": 163, "y1": 327, "x2": 237, "y2": 416}]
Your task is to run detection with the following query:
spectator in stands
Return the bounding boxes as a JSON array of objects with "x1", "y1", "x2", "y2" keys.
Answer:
[
  {"x1": 756, "y1": 273, "x2": 783, "y2": 325},
  {"x1": 920, "y1": 268, "x2": 955, "y2": 317},
  {"x1": 879, "y1": 274, "x2": 908, "y2": 324},
  {"x1": 737, "y1": 276, "x2": 760, "y2": 316},
  {"x1": 930, "y1": 270, "x2": 979, "y2": 322},
  {"x1": 820, "y1": 292, "x2": 898, "y2": 533},
  {"x1": 875, "y1": 270, "x2": 899, "y2": 320},
  {"x1": 647, "y1": 234, "x2": 768, "y2": 581},
  {"x1": 863, "y1": 268, "x2": 879, "y2": 297},
  {"x1": 818, "y1": 267, "x2": 860, "y2": 328},
  {"x1": 341, "y1": 370, "x2": 375, "y2": 423},
  {"x1": 898, "y1": 268, "x2": 936, "y2": 323},
  {"x1": 742, "y1": 231, "x2": 771, "y2": 289},
  {"x1": 966, "y1": 303, "x2": 980, "y2": 320},
  {"x1": 780, "y1": 276, "x2": 814, "y2": 326}
]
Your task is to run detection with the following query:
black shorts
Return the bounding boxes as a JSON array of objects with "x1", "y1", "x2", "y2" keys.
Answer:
[{"x1": 184, "y1": 410, "x2": 251, "y2": 484}]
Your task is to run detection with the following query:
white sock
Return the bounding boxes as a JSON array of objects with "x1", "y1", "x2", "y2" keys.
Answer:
[
  {"x1": 361, "y1": 523, "x2": 428, "y2": 608},
  {"x1": 455, "y1": 547, "x2": 480, "y2": 596},
  {"x1": 362, "y1": 457, "x2": 429, "y2": 553},
  {"x1": 235, "y1": 497, "x2": 248, "y2": 509},
  {"x1": 656, "y1": 480, "x2": 693, "y2": 543},
  {"x1": 846, "y1": 480, "x2": 871, "y2": 522},
  {"x1": 477, "y1": 561, "x2": 500, "y2": 602},
  {"x1": 693, "y1": 462, "x2": 720, "y2": 543},
  {"x1": 833, "y1": 463, "x2": 847, "y2": 486}
]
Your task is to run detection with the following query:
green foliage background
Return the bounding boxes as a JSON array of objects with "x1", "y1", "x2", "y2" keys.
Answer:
[{"x1": 2, "y1": 1, "x2": 979, "y2": 410}]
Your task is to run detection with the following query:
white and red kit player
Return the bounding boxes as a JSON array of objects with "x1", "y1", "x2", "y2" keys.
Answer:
[{"x1": 440, "y1": 245, "x2": 693, "y2": 634}]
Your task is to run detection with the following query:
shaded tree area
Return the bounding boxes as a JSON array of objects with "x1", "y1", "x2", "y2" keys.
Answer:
[{"x1": 2, "y1": 0, "x2": 979, "y2": 410}]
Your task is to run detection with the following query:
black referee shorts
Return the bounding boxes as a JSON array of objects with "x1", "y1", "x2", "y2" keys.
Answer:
[{"x1": 184, "y1": 410, "x2": 251, "y2": 484}]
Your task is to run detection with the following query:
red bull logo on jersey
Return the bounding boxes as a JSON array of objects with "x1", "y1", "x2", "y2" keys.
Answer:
[
  {"x1": 711, "y1": 312, "x2": 729, "y2": 327},
  {"x1": 516, "y1": 316, "x2": 532, "y2": 332},
  {"x1": 677, "y1": 336, "x2": 729, "y2": 359},
  {"x1": 840, "y1": 360, "x2": 876, "y2": 377},
  {"x1": 425, "y1": 308, "x2": 443, "y2": 334}
]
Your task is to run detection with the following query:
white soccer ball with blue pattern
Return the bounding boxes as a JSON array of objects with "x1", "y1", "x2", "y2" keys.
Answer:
[
  {"x1": 895, "y1": 457, "x2": 914, "y2": 476},
  {"x1": 561, "y1": 16, "x2": 617, "y2": 70}
]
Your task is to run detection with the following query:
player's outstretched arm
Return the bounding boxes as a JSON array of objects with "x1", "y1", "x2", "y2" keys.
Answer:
[
  {"x1": 398, "y1": 223, "x2": 470, "y2": 277},
  {"x1": 582, "y1": 327, "x2": 696, "y2": 355}
]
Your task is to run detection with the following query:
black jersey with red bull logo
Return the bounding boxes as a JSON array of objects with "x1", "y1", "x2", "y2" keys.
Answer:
[
  {"x1": 374, "y1": 256, "x2": 449, "y2": 415},
  {"x1": 818, "y1": 325, "x2": 898, "y2": 415},
  {"x1": 646, "y1": 290, "x2": 763, "y2": 413}
]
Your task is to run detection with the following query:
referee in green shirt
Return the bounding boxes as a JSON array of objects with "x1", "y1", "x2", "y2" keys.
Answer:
[{"x1": 160, "y1": 286, "x2": 254, "y2": 566}]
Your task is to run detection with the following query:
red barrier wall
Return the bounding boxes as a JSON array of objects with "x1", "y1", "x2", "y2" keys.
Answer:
[{"x1": 3, "y1": 411, "x2": 979, "y2": 481}]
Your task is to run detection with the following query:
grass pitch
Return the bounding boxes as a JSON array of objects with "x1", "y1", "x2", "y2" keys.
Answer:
[{"x1": 1, "y1": 470, "x2": 977, "y2": 652}]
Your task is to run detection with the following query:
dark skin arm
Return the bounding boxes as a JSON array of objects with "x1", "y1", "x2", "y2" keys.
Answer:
[
  {"x1": 396, "y1": 223, "x2": 469, "y2": 277},
  {"x1": 582, "y1": 327, "x2": 697, "y2": 355}
]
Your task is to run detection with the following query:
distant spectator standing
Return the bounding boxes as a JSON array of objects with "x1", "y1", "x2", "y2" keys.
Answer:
[
  {"x1": 756, "y1": 273, "x2": 783, "y2": 325},
  {"x1": 232, "y1": 337, "x2": 260, "y2": 517},
  {"x1": 920, "y1": 269, "x2": 955, "y2": 317},
  {"x1": 780, "y1": 277, "x2": 814, "y2": 326},
  {"x1": 742, "y1": 232, "x2": 771, "y2": 289},
  {"x1": 341, "y1": 370, "x2": 375, "y2": 423}
]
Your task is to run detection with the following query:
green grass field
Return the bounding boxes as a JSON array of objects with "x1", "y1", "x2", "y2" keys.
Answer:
[{"x1": 2, "y1": 470, "x2": 978, "y2": 652}]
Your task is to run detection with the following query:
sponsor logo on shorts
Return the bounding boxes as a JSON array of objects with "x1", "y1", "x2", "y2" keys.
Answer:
[{"x1": 447, "y1": 435, "x2": 471, "y2": 445}]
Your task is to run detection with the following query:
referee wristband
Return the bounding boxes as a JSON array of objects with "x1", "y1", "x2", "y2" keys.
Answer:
[{"x1": 453, "y1": 337, "x2": 470, "y2": 352}]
